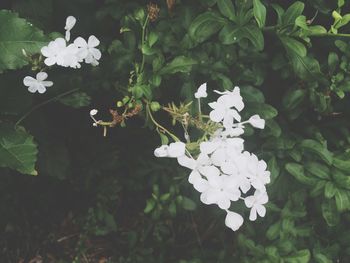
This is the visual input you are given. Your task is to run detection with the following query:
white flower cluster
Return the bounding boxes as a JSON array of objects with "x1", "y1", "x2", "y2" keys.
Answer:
[
  {"x1": 23, "y1": 16, "x2": 101, "y2": 94},
  {"x1": 154, "y1": 84, "x2": 270, "y2": 231}
]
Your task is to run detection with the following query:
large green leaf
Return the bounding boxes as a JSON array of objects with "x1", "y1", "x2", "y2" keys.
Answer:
[
  {"x1": 253, "y1": 0, "x2": 266, "y2": 28},
  {"x1": 300, "y1": 139, "x2": 333, "y2": 165},
  {"x1": 217, "y1": 0, "x2": 235, "y2": 21},
  {"x1": 158, "y1": 56, "x2": 197, "y2": 75},
  {"x1": 0, "y1": 124, "x2": 38, "y2": 175},
  {"x1": 188, "y1": 11, "x2": 226, "y2": 44},
  {"x1": 282, "y1": 1, "x2": 305, "y2": 26},
  {"x1": 0, "y1": 10, "x2": 48, "y2": 72},
  {"x1": 285, "y1": 163, "x2": 317, "y2": 185}
]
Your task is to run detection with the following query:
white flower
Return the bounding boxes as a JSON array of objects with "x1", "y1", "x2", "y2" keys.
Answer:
[
  {"x1": 60, "y1": 43, "x2": 81, "y2": 68},
  {"x1": 199, "y1": 167, "x2": 241, "y2": 210},
  {"x1": 41, "y1": 38, "x2": 67, "y2": 66},
  {"x1": 209, "y1": 102, "x2": 241, "y2": 129},
  {"x1": 90, "y1": 109, "x2": 98, "y2": 116},
  {"x1": 249, "y1": 115, "x2": 265, "y2": 129},
  {"x1": 225, "y1": 210, "x2": 244, "y2": 231},
  {"x1": 246, "y1": 154, "x2": 271, "y2": 191},
  {"x1": 74, "y1": 35, "x2": 102, "y2": 66},
  {"x1": 244, "y1": 190, "x2": 268, "y2": 221},
  {"x1": 194, "y1": 83, "x2": 207, "y2": 99},
  {"x1": 214, "y1": 86, "x2": 244, "y2": 111},
  {"x1": 167, "y1": 142, "x2": 186, "y2": 158},
  {"x1": 23, "y1": 72, "x2": 53, "y2": 94},
  {"x1": 65, "y1": 16, "x2": 77, "y2": 41},
  {"x1": 154, "y1": 145, "x2": 169, "y2": 157}
]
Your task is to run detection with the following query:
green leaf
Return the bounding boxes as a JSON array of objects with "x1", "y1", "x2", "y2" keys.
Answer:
[
  {"x1": 284, "y1": 249, "x2": 310, "y2": 263},
  {"x1": 300, "y1": 139, "x2": 333, "y2": 165},
  {"x1": 304, "y1": 161, "x2": 330, "y2": 180},
  {"x1": 248, "y1": 103, "x2": 278, "y2": 119},
  {"x1": 217, "y1": 0, "x2": 235, "y2": 21},
  {"x1": 253, "y1": 0, "x2": 266, "y2": 28},
  {"x1": 271, "y1": 4, "x2": 284, "y2": 25},
  {"x1": 0, "y1": 124, "x2": 38, "y2": 175},
  {"x1": 314, "y1": 253, "x2": 332, "y2": 263},
  {"x1": 268, "y1": 156, "x2": 280, "y2": 182},
  {"x1": 280, "y1": 36, "x2": 307, "y2": 57},
  {"x1": 188, "y1": 11, "x2": 226, "y2": 44},
  {"x1": 0, "y1": 10, "x2": 48, "y2": 72},
  {"x1": 328, "y1": 52, "x2": 339, "y2": 73},
  {"x1": 144, "y1": 199, "x2": 156, "y2": 213},
  {"x1": 324, "y1": 182, "x2": 336, "y2": 199},
  {"x1": 282, "y1": 2, "x2": 305, "y2": 26},
  {"x1": 321, "y1": 199, "x2": 339, "y2": 226},
  {"x1": 335, "y1": 188, "x2": 350, "y2": 211},
  {"x1": 333, "y1": 169, "x2": 350, "y2": 190},
  {"x1": 285, "y1": 163, "x2": 317, "y2": 185},
  {"x1": 181, "y1": 196, "x2": 197, "y2": 211},
  {"x1": 282, "y1": 89, "x2": 306, "y2": 110},
  {"x1": 240, "y1": 85, "x2": 265, "y2": 103},
  {"x1": 266, "y1": 221, "x2": 281, "y2": 240},
  {"x1": 148, "y1": 31, "x2": 159, "y2": 47},
  {"x1": 59, "y1": 92, "x2": 91, "y2": 108},
  {"x1": 219, "y1": 24, "x2": 264, "y2": 51},
  {"x1": 158, "y1": 56, "x2": 197, "y2": 75},
  {"x1": 333, "y1": 157, "x2": 350, "y2": 172}
]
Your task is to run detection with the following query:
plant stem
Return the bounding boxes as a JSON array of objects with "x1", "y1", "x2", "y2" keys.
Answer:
[
  {"x1": 15, "y1": 88, "x2": 79, "y2": 127},
  {"x1": 146, "y1": 103, "x2": 180, "y2": 142},
  {"x1": 140, "y1": 15, "x2": 150, "y2": 73}
]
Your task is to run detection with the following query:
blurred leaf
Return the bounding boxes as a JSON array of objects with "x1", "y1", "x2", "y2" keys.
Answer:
[
  {"x1": 158, "y1": 56, "x2": 197, "y2": 75},
  {"x1": 59, "y1": 92, "x2": 91, "y2": 108},
  {"x1": 217, "y1": 0, "x2": 235, "y2": 21},
  {"x1": 0, "y1": 124, "x2": 38, "y2": 175}
]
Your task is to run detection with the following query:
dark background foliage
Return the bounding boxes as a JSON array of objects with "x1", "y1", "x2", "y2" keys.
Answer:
[{"x1": 1, "y1": 0, "x2": 350, "y2": 262}]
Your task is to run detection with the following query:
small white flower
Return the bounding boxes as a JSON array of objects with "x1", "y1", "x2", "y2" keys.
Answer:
[
  {"x1": 194, "y1": 83, "x2": 208, "y2": 99},
  {"x1": 249, "y1": 115, "x2": 265, "y2": 129},
  {"x1": 65, "y1": 16, "x2": 77, "y2": 41},
  {"x1": 167, "y1": 142, "x2": 186, "y2": 158},
  {"x1": 74, "y1": 35, "x2": 102, "y2": 66},
  {"x1": 154, "y1": 145, "x2": 169, "y2": 157},
  {"x1": 60, "y1": 43, "x2": 81, "y2": 68},
  {"x1": 244, "y1": 190, "x2": 268, "y2": 221},
  {"x1": 246, "y1": 154, "x2": 271, "y2": 191},
  {"x1": 225, "y1": 210, "x2": 244, "y2": 231},
  {"x1": 90, "y1": 109, "x2": 98, "y2": 116},
  {"x1": 23, "y1": 72, "x2": 53, "y2": 94},
  {"x1": 41, "y1": 38, "x2": 67, "y2": 66}
]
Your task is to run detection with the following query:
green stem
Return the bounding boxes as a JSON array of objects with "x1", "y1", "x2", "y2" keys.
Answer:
[
  {"x1": 140, "y1": 15, "x2": 150, "y2": 74},
  {"x1": 311, "y1": 32, "x2": 350, "y2": 37},
  {"x1": 146, "y1": 103, "x2": 180, "y2": 142},
  {"x1": 15, "y1": 88, "x2": 79, "y2": 127}
]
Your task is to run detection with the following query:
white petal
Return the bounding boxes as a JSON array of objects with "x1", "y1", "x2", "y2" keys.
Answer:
[
  {"x1": 23, "y1": 76, "x2": 36, "y2": 87},
  {"x1": 177, "y1": 155, "x2": 196, "y2": 169},
  {"x1": 65, "y1": 16, "x2": 77, "y2": 31},
  {"x1": 200, "y1": 165, "x2": 220, "y2": 178},
  {"x1": 27, "y1": 85, "x2": 37, "y2": 93},
  {"x1": 225, "y1": 211, "x2": 244, "y2": 231},
  {"x1": 88, "y1": 35, "x2": 100, "y2": 47},
  {"x1": 74, "y1": 37, "x2": 87, "y2": 47},
  {"x1": 244, "y1": 196, "x2": 255, "y2": 208},
  {"x1": 167, "y1": 142, "x2": 186, "y2": 158},
  {"x1": 90, "y1": 47, "x2": 102, "y2": 60},
  {"x1": 194, "y1": 83, "x2": 207, "y2": 98},
  {"x1": 41, "y1": 81, "x2": 53, "y2": 87},
  {"x1": 36, "y1": 84, "x2": 47, "y2": 94},
  {"x1": 36, "y1": 72, "x2": 48, "y2": 81},
  {"x1": 65, "y1": 31, "x2": 71, "y2": 42},
  {"x1": 200, "y1": 141, "x2": 218, "y2": 155},
  {"x1": 249, "y1": 207, "x2": 257, "y2": 221},
  {"x1": 90, "y1": 109, "x2": 98, "y2": 116},
  {"x1": 256, "y1": 204, "x2": 266, "y2": 217},
  {"x1": 218, "y1": 197, "x2": 231, "y2": 210},
  {"x1": 209, "y1": 108, "x2": 225, "y2": 122},
  {"x1": 44, "y1": 57, "x2": 56, "y2": 66},
  {"x1": 154, "y1": 145, "x2": 169, "y2": 157},
  {"x1": 249, "y1": 115, "x2": 265, "y2": 129},
  {"x1": 41, "y1": 46, "x2": 54, "y2": 57}
]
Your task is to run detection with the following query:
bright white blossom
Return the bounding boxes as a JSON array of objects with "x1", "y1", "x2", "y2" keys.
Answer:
[
  {"x1": 194, "y1": 83, "x2": 208, "y2": 98},
  {"x1": 90, "y1": 109, "x2": 98, "y2": 116},
  {"x1": 244, "y1": 190, "x2": 268, "y2": 221},
  {"x1": 154, "y1": 85, "x2": 270, "y2": 231},
  {"x1": 249, "y1": 115, "x2": 265, "y2": 129},
  {"x1": 65, "y1": 16, "x2": 76, "y2": 41},
  {"x1": 23, "y1": 72, "x2": 53, "y2": 94},
  {"x1": 40, "y1": 16, "x2": 101, "y2": 69},
  {"x1": 225, "y1": 210, "x2": 244, "y2": 231},
  {"x1": 74, "y1": 36, "x2": 102, "y2": 66}
]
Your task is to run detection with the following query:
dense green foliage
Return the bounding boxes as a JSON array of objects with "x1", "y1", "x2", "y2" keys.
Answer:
[{"x1": 1, "y1": 0, "x2": 350, "y2": 262}]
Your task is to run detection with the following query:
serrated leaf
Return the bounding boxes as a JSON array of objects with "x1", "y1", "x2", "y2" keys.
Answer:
[
  {"x1": 0, "y1": 124, "x2": 38, "y2": 175},
  {"x1": 0, "y1": 10, "x2": 48, "y2": 72}
]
